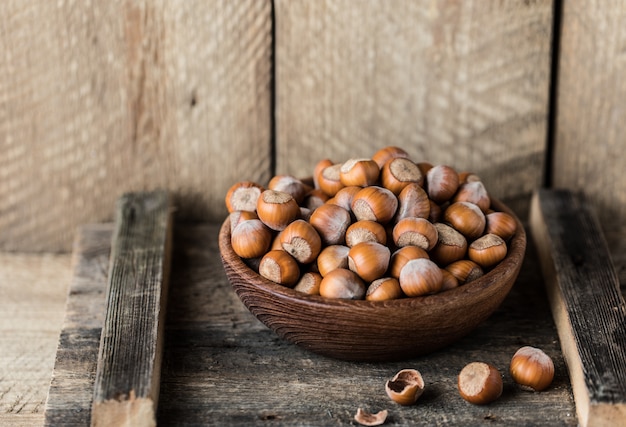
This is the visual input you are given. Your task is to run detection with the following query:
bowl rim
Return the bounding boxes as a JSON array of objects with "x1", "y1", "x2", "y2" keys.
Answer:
[{"x1": 219, "y1": 197, "x2": 526, "y2": 310}]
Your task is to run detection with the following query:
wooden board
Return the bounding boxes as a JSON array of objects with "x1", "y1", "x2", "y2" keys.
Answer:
[
  {"x1": 274, "y1": 0, "x2": 553, "y2": 216},
  {"x1": 0, "y1": 0, "x2": 273, "y2": 253},
  {"x1": 45, "y1": 221, "x2": 578, "y2": 426},
  {"x1": 91, "y1": 191, "x2": 172, "y2": 426},
  {"x1": 0, "y1": 253, "x2": 72, "y2": 427},
  {"x1": 530, "y1": 189, "x2": 626, "y2": 427},
  {"x1": 553, "y1": 1, "x2": 626, "y2": 231}
]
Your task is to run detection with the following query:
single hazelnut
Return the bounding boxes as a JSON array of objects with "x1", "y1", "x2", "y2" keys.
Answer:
[
  {"x1": 258, "y1": 250, "x2": 300, "y2": 287},
  {"x1": 468, "y1": 233, "x2": 507, "y2": 268},
  {"x1": 428, "y1": 200, "x2": 443, "y2": 223},
  {"x1": 340, "y1": 158, "x2": 380, "y2": 187},
  {"x1": 348, "y1": 241, "x2": 391, "y2": 283},
  {"x1": 440, "y1": 268, "x2": 460, "y2": 291},
  {"x1": 416, "y1": 161, "x2": 433, "y2": 177},
  {"x1": 268, "y1": 175, "x2": 309, "y2": 205},
  {"x1": 309, "y1": 203, "x2": 352, "y2": 246},
  {"x1": 316, "y1": 245, "x2": 350, "y2": 276},
  {"x1": 452, "y1": 181, "x2": 491, "y2": 213},
  {"x1": 317, "y1": 163, "x2": 345, "y2": 197},
  {"x1": 388, "y1": 246, "x2": 429, "y2": 279},
  {"x1": 326, "y1": 185, "x2": 362, "y2": 213},
  {"x1": 398, "y1": 258, "x2": 443, "y2": 297},
  {"x1": 381, "y1": 157, "x2": 423, "y2": 195},
  {"x1": 256, "y1": 190, "x2": 300, "y2": 231},
  {"x1": 392, "y1": 217, "x2": 438, "y2": 251},
  {"x1": 230, "y1": 219, "x2": 272, "y2": 259},
  {"x1": 445, "y1": 259, "x2": 484, "y2": 285},
  {"x1": 228, "y1": 210, "x2": 258, "y2": 234},
  {"x1": 426, "y1": 164, "x2": 460, "y2": 204},
  {"x1": 443, "y1": 201, "x2": 486, "y2": 240},
  {"x1": 429, "y1": 223, "x2": 467, "y2": 266},
  {"x1": 458, "y1": 362, "x2": 503, "y2": 405},
  {"x1": 354, "y1": 408, "x2": 388, "y2": 427},
  {"x1": 345, "y1": 220, "x2": 387, "y2": 247},
  {"x1": 366, "y1": 277, "x2": 404, "y2": 301},
  {"x1": 485, "y1": 211, "x2": 517, "y2": 241},
  {"x1": 457, "y1": 171, "x2": 481, "y2": 184},
  {"x1": 394, "y1": 183, "x2": 430, "y2": 222},
  {"x1": 313, "y1": 158, "x2": 334, "y2": 189},
  {"x1": 385, "y1": 369, "x2": 425, "y2": 405},
  {"x1": 225, "y1": 181, "x2": 264, "y2": 213},
  {"x1": 319, "y1": 268, "x2": 366, "y2": 299},
  {"x1": 279, "y1": 219, "x2": 322, "y2": 264},
  {"x1": 302, "y1": 188, "x2": 330, "y2": 211},
  {"x1": 294, "y1": 271, "x2": 323, "y2": 295},
  {"x1": 510, "y1": 346, "x2": 555, "y2": 392},
  {"x1": 351, "y1": 186, "x2": 398, "y2": 224},
  {"x1": 372, "y1": 145, "x2": 410, "y2": 169}
]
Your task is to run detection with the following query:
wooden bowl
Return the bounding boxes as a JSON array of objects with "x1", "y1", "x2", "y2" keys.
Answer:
[{"x1": 219, "y1": 198, "x2": 526, "y2": 362}]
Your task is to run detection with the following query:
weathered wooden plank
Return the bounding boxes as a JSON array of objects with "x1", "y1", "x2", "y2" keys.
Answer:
[
  {"x1": 553, "y1": 1, "x2": 626, "y2": 232},
  {"x1": 90, "y1": 191, "x2": 172, "y2": 427},
  {"x1": 0, "y1": 253, "x2": 72, "y2": 425},
  {"x1": 0, "y1": 0, "x2": 272, "y2": 253},
  {"x1": 275, "y1": 0, "x2": 553, "y2": 216},
  {"x1": 45, "y1": 222, "x2": 578, "y2": 426},
  {"x1": 530, "y1": 189, "x2": 626, "y2": 427}
]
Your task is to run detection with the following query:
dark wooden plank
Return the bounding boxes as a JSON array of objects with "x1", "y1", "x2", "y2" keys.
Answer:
[
  {"x1": 91, "y1": 191, "x2": 173, "y2": 427},
  {"x1": 530, "y1": 189, "x2": 626, "y2": 427},
  {"x1": 46, "y1": 221, "x2": 577, "y2": 426}
]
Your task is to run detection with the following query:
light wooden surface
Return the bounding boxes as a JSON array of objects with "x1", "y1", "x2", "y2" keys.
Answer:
[
  {"x1": 0, "y1": 0, "x2": 273, "y2": 253},
  {"x1": 553, "y1": 1, "x2": 626, "y2": 232},
  {"x1": 91, "y1": 192, "x2": 172, "y2": 427},
  {"x1": 0, "y1": 253, "x2": 72, "y2": 427},
  {"x1": 275, "y1": 0, "x2": 553, "y2": 215},
  {"x1": 530, "y1": 190, "x2": 626, "y2": 427},
  {"x1": 45, "y1": 223, "x2": 578, "y2": 426}
]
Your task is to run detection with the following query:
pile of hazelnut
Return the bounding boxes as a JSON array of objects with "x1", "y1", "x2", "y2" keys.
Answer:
[{"x1": 225, "y1": 146, "x2": 517, "y2": 300}]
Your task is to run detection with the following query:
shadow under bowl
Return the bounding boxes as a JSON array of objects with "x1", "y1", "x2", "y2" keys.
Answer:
[{"x1": 219, "y1": 198, "x2": 526, "y2": 362}]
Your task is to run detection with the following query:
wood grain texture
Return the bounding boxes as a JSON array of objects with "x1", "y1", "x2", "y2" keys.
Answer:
[
  {"x1": 0, "y1": 0, "x2": 272, "y2": 253},
  {"x1": 275, "y1": 0, "x2": 553, "y2": 215},
  {"x1": 0, "y1": 253, "x2": 72, "y2": 426},
  {"x1": 553, "y1": 1, "x2": 626, "y2": 232},
  {"x1": 45, "y1": 222, "x2": 578, "y2": 426},
  {"x1": 530, "y1": 189, "x2": 626, "y2": 427},
  {"x1": 90, "y1": 191, "x2": 172, "y2": 427}
]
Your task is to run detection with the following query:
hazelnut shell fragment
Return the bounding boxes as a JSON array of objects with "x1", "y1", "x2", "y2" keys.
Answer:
[{"x1": 385, "y1": 368, "x2": 425, "y2": 405}]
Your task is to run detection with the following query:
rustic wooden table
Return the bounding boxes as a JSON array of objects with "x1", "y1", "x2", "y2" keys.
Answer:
[{"x1": 41, "y1": 221, "x2": 577, "y2": 426}]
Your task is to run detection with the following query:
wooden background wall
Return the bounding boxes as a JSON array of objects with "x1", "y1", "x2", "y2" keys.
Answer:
[{"x1": 0, "y1": 0, "x2": 624, "y2": 277}]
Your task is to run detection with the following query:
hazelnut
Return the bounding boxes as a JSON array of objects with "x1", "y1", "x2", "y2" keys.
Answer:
[
  {"x1": 440, "y1": 268, "x2": 459, "y2": 291},
  {"x1": 445, "y1": 259, "x2": 484, "y2": 285},
  {"x1": 426, "y1": 164, "x2": 459, "y2": 204},
  {"x1": 510, "y1": 346, "x2": 555, "y2": 392},
  {"x1": 443, "y1": 201, "x2": 486, "y2": 240},
  {"x1": 380, "y1": 157, "x2": 423, "y2": 195},
  {"x1": 385, "y1": 369, "x2": 425, "y2": 405},
  {"x1": 309, "y1": 203, "x2": 352, "y2": 246},
  {"x1": 326, "y1": 185, "x2": 361, "y2": 213},
  {"x1": 366, "y1": 277, "x2": 404, "y2": 301},
  {"x1": 485, "y1": 211, "x2": 517, "y2": 241},
  {"x1": 458, "y1": 362, "x2": 503, "y2": 405},
  {"x1": 398, "y1": 258, "x2": 443, "y2": 297},
  {"x1": 316, "y1": 245, "x2": 350, "y2": 276},
  {"x1": 429, "y1": 223, "x2": 467, "y2": 266},
  {"x1": 452, "y1": 181, "x2": 490, "y2": 213},
  {"x1": 258, "y1": 250, "x2": 300, "y2": 287},
  {"x1": 392, "y1": 217, "x2": 438, "y2": 251},
  {"x1": 354, "y1": 408, "x2": 388, "y2": 427},
  {"x1": 348, "y1": 241, "x2": 391, "y2": 283},
  {"x1": 394, "y1": 183, "x2": 430, "y2": 222},
  {"x1": 351, "y1": 186, "x2": 398, "y2": 224},
  {"x1": 256, "y1": 190, "x2": 300, "y2": 231},
  {"x1": 371, "y1": 145, "x2": 410, "y2": 169},
  {"x1": 225, "y1": 181, "x2": 264, "y2": 213},
  {"x1": 345, "y1": 220, "x2": 387, "y2": 247},
  {"x1": 388, "y1": 246, "x2": 429, "y2": 279},
  {"x1": 268, "y1": 175, "x2": 309, "y2": 204},
  {"x1": 228, "y1": 210, "x2": 258, "y2": 234},
  {"x1": 279, "y1": 219, "x2": 322, "y2": 264},
  {"x1": 468, "y1": 233, "x2": 507, "y2": 268},
  {"x1": 313, "y1": 158, "x2": 334, "y2": 189},
  {"x1": 230, "y1": 219, "x2": 272, "y2": 259},
  {"x1": 317, "y1": 163, "x2": 345, "y2": 196},
  {"x1": 294, "y1": 271, "x2": 323, "y2": 295},
  {"x1": 340, "y1": 158, "x2": 380, "y2": 187},
  {"x1": 302, "y1": 188, "x2": 330, "y2": 211},
  {"x1": 319, "y1": 268, "x2": 366, "y2": 299}
]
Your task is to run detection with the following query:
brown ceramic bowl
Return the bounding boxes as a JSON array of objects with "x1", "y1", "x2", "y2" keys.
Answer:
[{"x1": 219, "y1": 198, "x2": 526, "y2": 362}]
